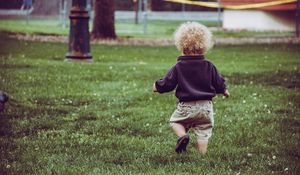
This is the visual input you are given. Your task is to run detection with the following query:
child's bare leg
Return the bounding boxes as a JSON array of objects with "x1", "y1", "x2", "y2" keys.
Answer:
[
  {"x1": 197, "y1": 139, "x2": 208, "y2": 154},
  {"x1": 172, "y1": 122, "x2": 190, "y2": 153},
  {"x1": 171, "y1": 122, "x2": 186, "y2": 137}
]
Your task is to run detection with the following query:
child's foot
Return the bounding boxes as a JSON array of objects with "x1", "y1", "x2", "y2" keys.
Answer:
[{"x1": 175, "y1": 135, "x2": 189, "y2": 153}]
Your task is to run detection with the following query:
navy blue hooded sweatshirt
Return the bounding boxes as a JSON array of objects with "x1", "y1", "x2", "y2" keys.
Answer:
[{"x1": 155, "y1": 55, "x2": 226, "y2": 102}]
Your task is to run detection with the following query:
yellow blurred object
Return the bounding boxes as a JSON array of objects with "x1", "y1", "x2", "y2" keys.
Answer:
[{"x1": 164, "y1": 0, "x2": 296, "y2": 10}]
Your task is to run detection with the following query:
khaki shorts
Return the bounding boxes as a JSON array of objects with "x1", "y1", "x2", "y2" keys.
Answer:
[{"x1": 170, "y1": 100, "x2": 214, "y2": 140}]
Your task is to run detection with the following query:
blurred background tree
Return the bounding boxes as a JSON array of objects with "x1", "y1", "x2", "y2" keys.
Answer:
[{"x1": 91, "y1": 0, "x2": 116, "y2": 39}]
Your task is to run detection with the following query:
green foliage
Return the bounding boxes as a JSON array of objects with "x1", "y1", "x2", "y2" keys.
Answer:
[{"x1": 0, "y1": 32, "x2": 299, "y2": 174}]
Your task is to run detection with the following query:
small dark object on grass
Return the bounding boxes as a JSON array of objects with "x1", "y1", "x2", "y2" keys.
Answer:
[{"x1": 0, "y1": 91, "x2": 9, "y2": 112}]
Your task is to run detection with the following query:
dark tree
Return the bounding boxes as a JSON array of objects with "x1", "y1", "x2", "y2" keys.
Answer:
[
  {"x1": 134, "y1": 0, "x2": 139, "y2": 24},
  {"x1": 92, "y1": 0, "x2": 116, "y2": 39}
]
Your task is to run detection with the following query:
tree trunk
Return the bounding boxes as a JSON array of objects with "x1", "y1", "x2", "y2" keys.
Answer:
[
  {"x1": 134, "y1": 0, "x2": 139, "y2": 24},
  {"x1": 92, "y1": 0, "x2": 116, "y2": 39},
  {"x1": 148, "y1": 0, "x2": 152, "y2": 11}
]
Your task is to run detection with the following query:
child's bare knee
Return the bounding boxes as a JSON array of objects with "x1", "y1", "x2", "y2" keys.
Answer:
[{"x1": 197, "y1": 139, "x2": 209, "y2": 154}]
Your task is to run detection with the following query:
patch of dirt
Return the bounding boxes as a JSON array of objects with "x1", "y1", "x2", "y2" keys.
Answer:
[{"x1": 8, "y1": 33, "x2": 300, "y2": 46}]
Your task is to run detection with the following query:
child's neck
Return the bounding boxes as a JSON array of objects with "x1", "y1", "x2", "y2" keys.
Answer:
[{"x1": 182, "y1": 53, "x2": 204, "y2": 56}]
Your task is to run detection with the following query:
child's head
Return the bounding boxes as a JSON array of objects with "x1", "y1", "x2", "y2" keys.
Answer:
[{"x1": 174, "y1": 22, "x2": 213, "y2": 55}]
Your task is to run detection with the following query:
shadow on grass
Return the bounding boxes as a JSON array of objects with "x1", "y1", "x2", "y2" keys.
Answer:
[
  {"x1": 228, "y1": 70, "x2": 300, "y2": 89},
  {"x1": 274, "y1": 93, "x2": 300, "y2": 173},
  {"x1": 0, "y1": 64, "x2": 32, "y2": 69},
  {"x1": 280, "y1": 116, "x2": 300, "y2": 173},
  {"x1": 0, "y1": 107, "x2": 20, "y2": 174},
  {"x1": 0, "y1": 98, "x2": 70, "y2": 137},
  {"x1": 0, "y1": 112, "x2": 13, "y2": 137}
]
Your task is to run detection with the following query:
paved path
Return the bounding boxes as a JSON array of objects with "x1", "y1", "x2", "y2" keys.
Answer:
[
  {"x1": 9, "y1": 33, "x2": 300, "y2": 46},
  {"x1": 0, "y1": 9, "x2": 33, "y2": 16}
]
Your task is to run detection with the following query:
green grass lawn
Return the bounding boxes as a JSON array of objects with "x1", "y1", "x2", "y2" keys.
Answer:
[
  {"x1": 0, "y1": 19, "x2": 294, "y2": 38},
  {"x1": 0, "y1": 31, "x2": 299, "y2": 174}
]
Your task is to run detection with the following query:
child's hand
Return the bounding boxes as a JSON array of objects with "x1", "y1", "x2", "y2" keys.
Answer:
[
  {"x1": 153, "y1": 83, "x2": 157, "y2": 92},
  {"x1": 223, "y1": 89, "x2": 230, "y2": 98}
]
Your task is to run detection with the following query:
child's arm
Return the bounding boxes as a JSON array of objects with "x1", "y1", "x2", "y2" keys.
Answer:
[
  {"x1": 153, "y1": 66, "x2": 177, "y2": 93},
  {"x1": 153, "y1": 83, "x2": 157, "y2": 92},
  {"x1": 212, "y1": 65, "x2": 228, "y2": 96}
]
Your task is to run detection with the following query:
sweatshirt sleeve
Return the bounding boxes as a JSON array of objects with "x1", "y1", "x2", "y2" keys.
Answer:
[
  {"x1": 155, "y1": 66, "x2": 178, "y2": 93},
  {"x1": 212, "y1": 65, "x2": 226, "y2": 94}
]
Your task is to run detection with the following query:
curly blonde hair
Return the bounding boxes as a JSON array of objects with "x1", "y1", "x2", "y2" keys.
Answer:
[{"x1": 174, "y1": 22, "x2": 213, "y2": 55}]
